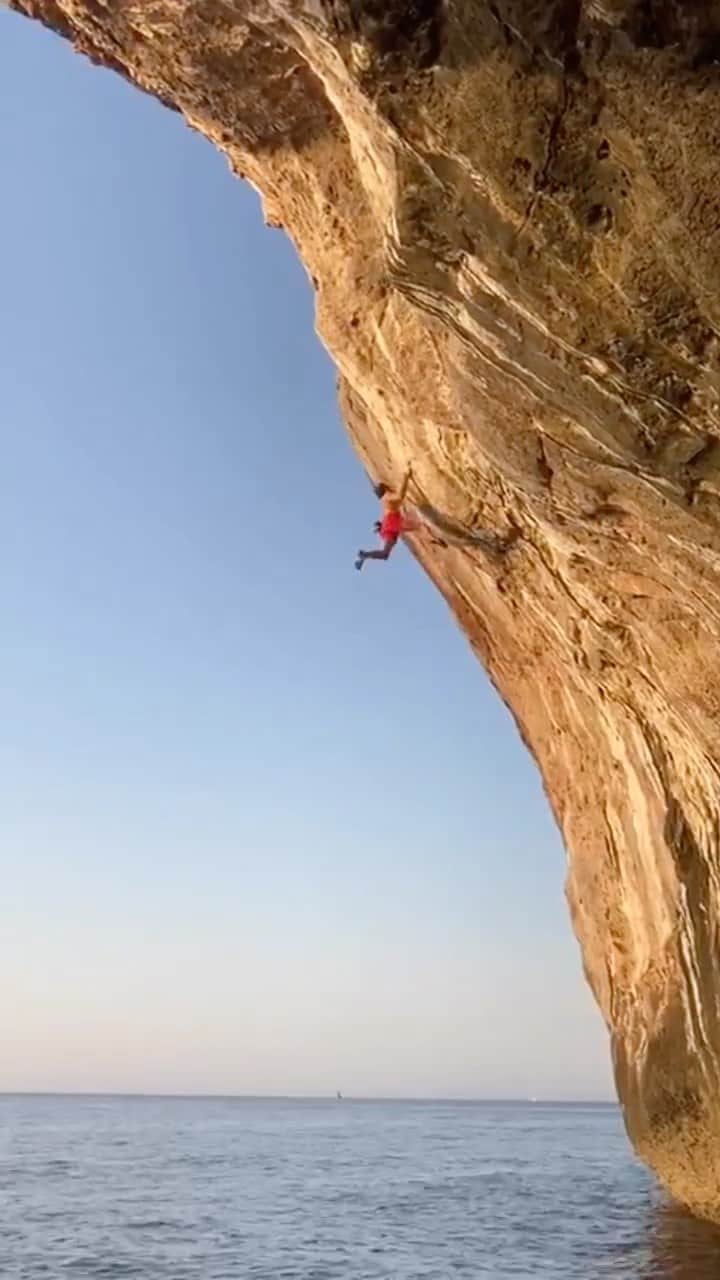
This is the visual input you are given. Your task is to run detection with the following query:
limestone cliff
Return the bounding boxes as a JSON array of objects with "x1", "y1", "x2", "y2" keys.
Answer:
[{"x1": 12, "y1": 0, "x2": 720, "y2": 1219}]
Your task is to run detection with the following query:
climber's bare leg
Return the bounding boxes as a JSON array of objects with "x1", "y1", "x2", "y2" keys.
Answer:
[
  {"x1": 400, "y1": 515, "x2": 422, "y2": 533},
  {"x1": 404, "y1": 515, "x2": 446, "y2": 547}
]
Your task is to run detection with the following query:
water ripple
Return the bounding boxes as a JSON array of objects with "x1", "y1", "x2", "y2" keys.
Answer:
[{"x1": 0, "y1": 1097, "x2": 715, "y2": 1278}]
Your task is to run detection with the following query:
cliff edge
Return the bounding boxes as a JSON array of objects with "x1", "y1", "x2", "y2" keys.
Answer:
[{"x1": 12, "y1": 0, "x2": 720, "y2": 1219}]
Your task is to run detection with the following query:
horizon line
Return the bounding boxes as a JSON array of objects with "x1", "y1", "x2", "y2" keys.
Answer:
[{"x1": 0, "y1": 1089, "x2": 618, "y2": 1105}]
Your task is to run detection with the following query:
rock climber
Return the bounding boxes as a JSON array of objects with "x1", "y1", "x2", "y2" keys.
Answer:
[{"x1": 355, "y1": 465, "x2": 425, "y2": 571}]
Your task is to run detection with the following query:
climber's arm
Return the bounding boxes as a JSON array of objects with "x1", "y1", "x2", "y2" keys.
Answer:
[{"x1": 398, "y1": 464, "x2": 413, "y2": 503}]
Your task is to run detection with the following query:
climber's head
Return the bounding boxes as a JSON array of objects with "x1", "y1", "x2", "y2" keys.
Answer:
[
  {"x1": 374, "y1": 482, "x2": 389, "y2": 498},
  {"x1": 374, "y1": 520, "x2": 382, "y2": 533}
]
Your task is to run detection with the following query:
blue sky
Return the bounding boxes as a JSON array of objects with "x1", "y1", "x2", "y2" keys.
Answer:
[{"x1": 1, "y1": 10, "x2": 612, "y2": 1099}]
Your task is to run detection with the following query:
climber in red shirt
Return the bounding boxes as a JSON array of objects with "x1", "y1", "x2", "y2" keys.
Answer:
[{"x1": 355, "y1": 466, "x2": 422, "y2": 570}]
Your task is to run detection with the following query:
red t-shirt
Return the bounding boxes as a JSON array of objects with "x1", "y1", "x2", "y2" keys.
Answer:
[{"x1": 380, "y1": 511, "x2": 403, "y2": 539}]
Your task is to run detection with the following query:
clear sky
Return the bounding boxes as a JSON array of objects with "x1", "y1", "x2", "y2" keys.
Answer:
[{"x1": 1, "y1": 10, "x2": 612, "y2": 1100}]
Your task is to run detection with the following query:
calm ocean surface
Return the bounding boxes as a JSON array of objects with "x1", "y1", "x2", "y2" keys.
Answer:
[{"x1": 3, "y1": 1096, "x2": 720, "y2": 1278}]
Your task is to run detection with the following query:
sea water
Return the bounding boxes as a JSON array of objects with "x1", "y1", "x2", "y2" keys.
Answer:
[{"x1": 3, "y1": 1095, "x2": 720, "y2": 1278}]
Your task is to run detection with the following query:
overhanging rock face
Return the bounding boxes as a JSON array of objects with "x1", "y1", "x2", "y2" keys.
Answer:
[{"x1": 13, "y1": 0, "x2": 720, "y2": 1219}]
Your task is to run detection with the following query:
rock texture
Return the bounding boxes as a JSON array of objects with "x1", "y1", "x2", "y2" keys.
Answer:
[{"x1": 12, "y1": 0, "x2": 720, "y2": 1219}]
